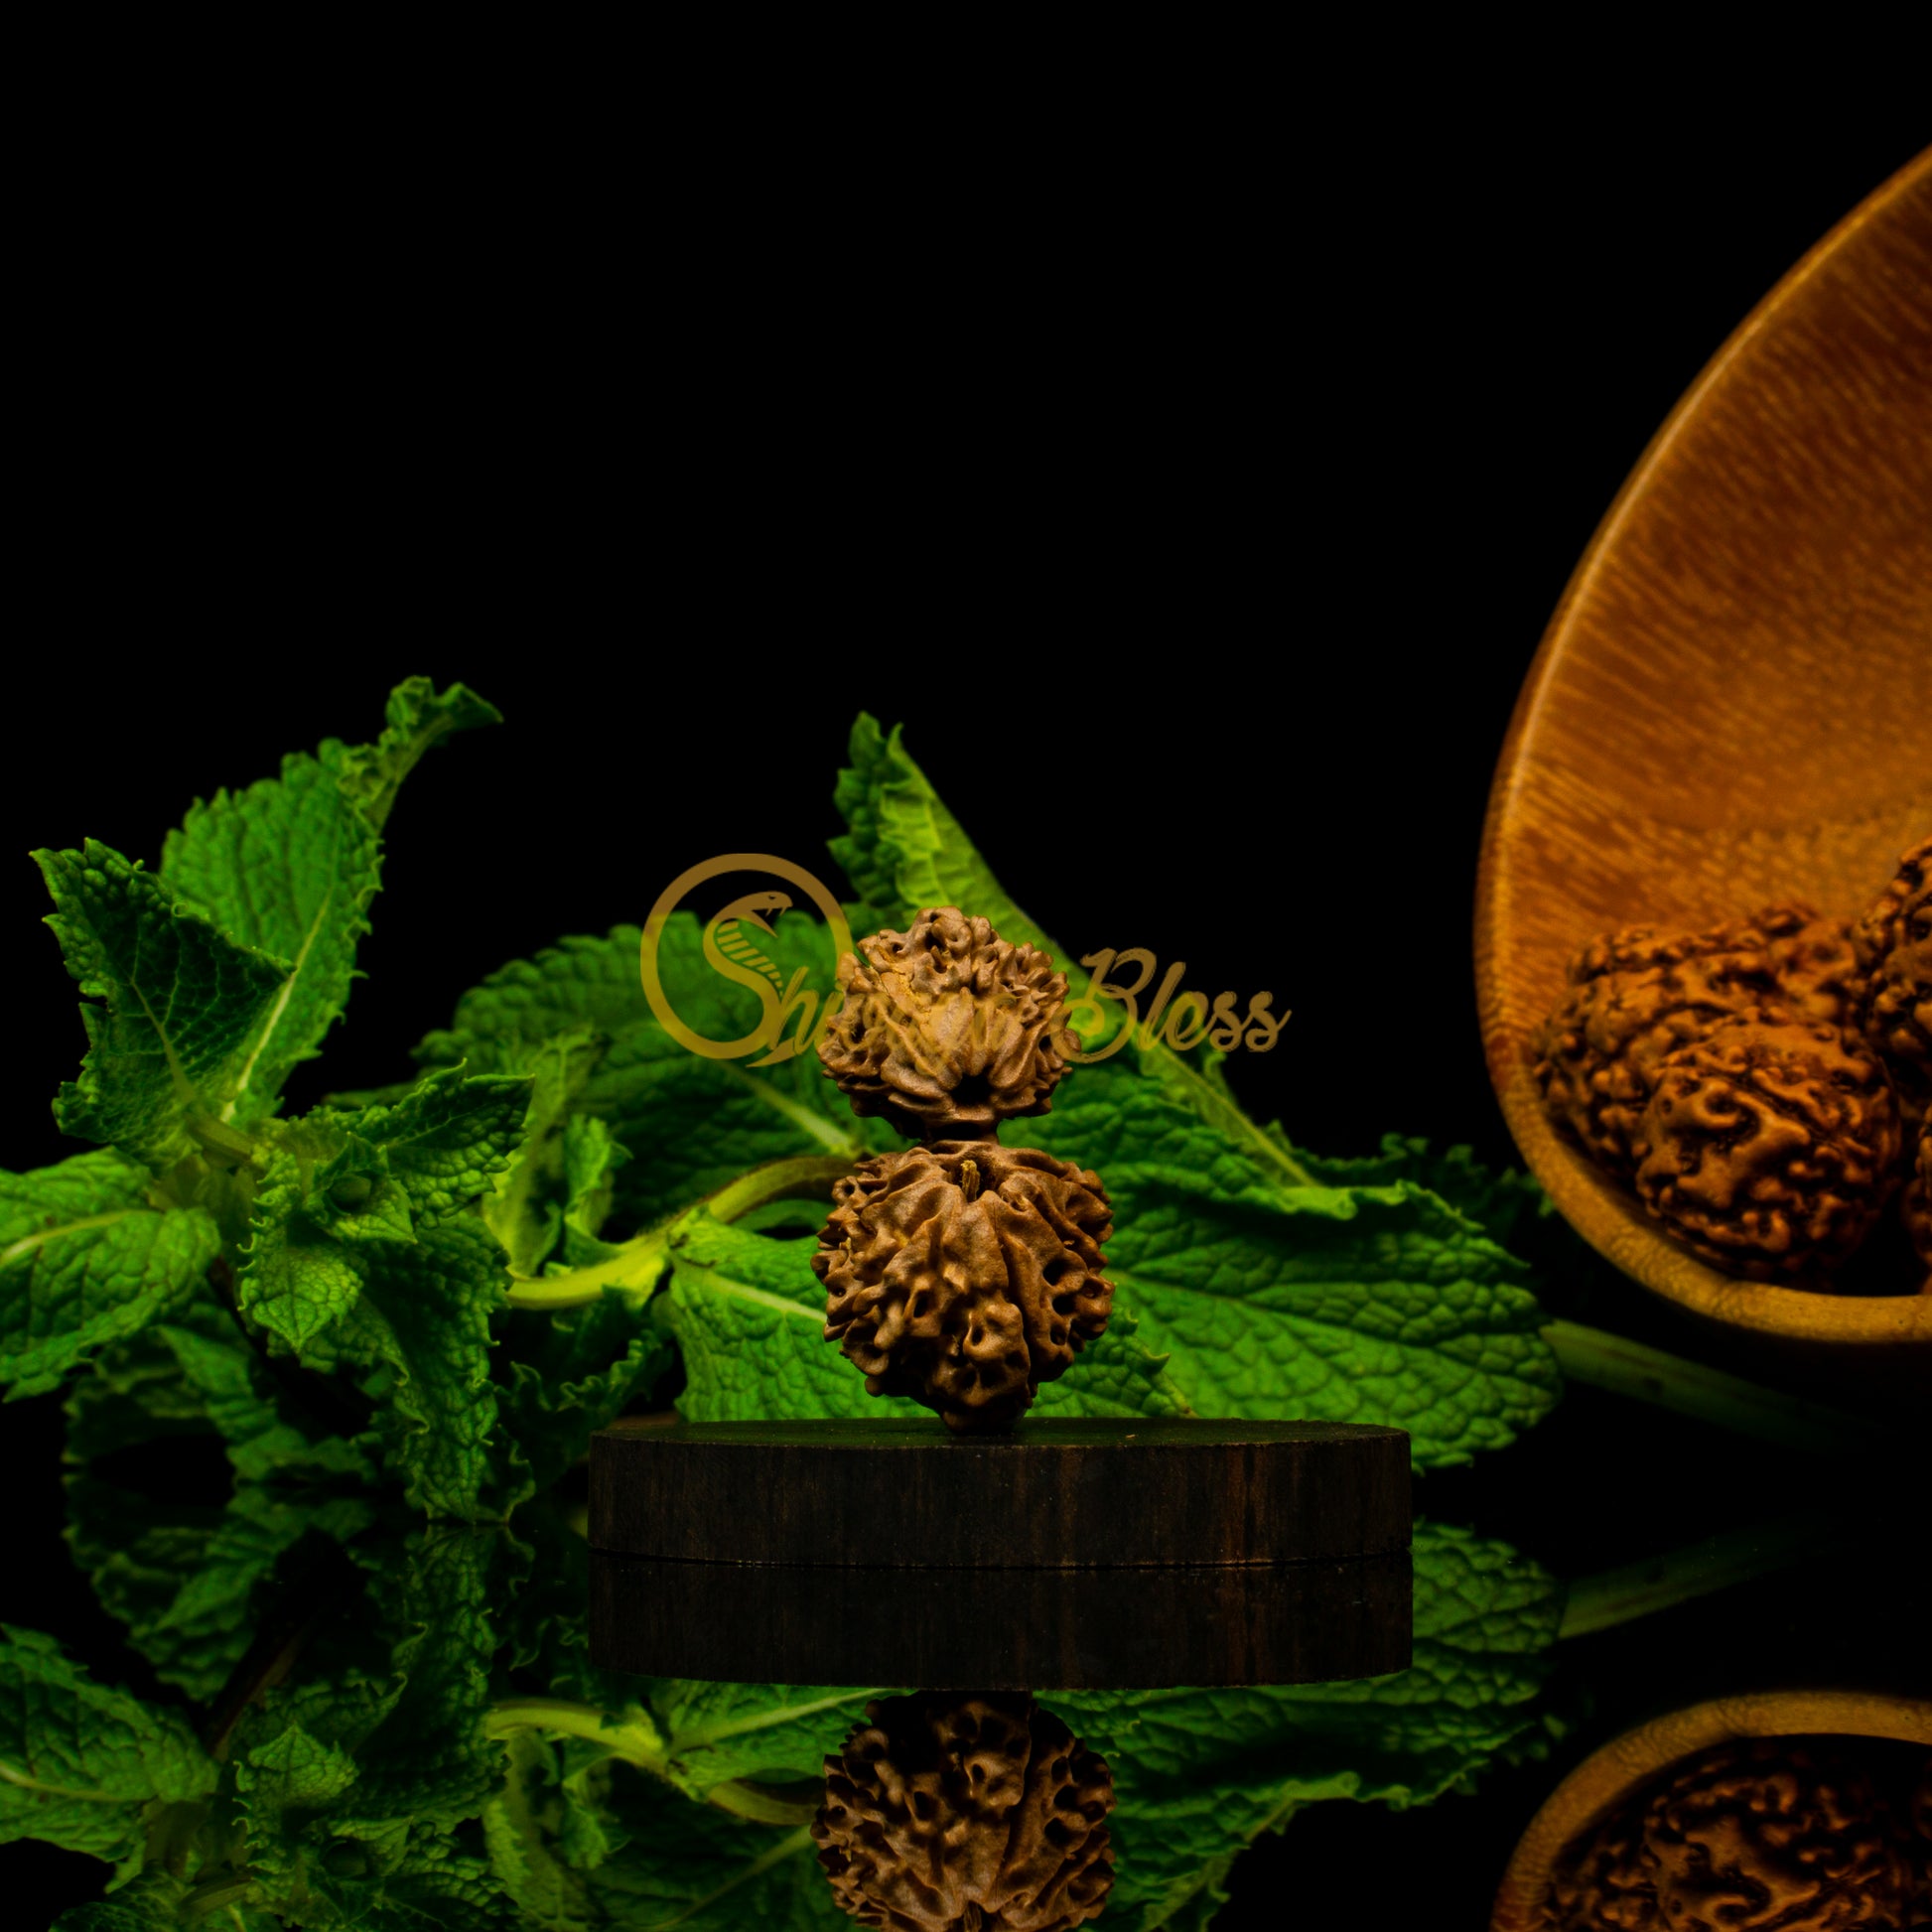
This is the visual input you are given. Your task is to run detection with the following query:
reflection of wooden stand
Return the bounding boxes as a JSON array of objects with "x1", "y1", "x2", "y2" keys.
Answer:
[
  {"x1": 586, "y1": 1415, "x2": 1413, "y2": 1687},
  {"x1": 589, "y1": 1548, "x2": 1412, "y2": 1690},
  {"x1": 590, "y1": 1416, "x2": 1410, "y2": 1567}
]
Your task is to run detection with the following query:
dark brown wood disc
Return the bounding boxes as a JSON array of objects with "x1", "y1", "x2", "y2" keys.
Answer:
[
  {"x1": 588, "y1": 1416, "x2": 1410, "y2": 1570},
  {"x1": 589, "y1": 1549, "x2": 1413, "y2": 1689}
]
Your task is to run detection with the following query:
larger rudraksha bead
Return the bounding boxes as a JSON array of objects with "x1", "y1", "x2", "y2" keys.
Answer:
[{"x1": 814, "y1": 1141, "x2": 1113, "y2": 1434}]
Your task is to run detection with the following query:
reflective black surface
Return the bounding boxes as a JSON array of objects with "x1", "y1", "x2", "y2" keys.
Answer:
[{"x1": 4, "y1": 1379, "x2": 1925, "y2": 1928}]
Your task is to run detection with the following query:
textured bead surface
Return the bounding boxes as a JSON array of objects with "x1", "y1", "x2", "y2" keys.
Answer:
[
  {"x1": 814, "y1": 1141, "x2": 1113, "y2": 1433},
  {"x1": 813, "y1": 1693, "x2": 1114, "y2": 1932},
  {"x1": 817, "y1": 907, "x2": 1075, "y2": 1139}
]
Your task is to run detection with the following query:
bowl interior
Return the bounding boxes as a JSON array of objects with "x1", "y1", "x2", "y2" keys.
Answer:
[{"x1": 1476, "y1": 151, "x2": 1932, "y2": 1346}]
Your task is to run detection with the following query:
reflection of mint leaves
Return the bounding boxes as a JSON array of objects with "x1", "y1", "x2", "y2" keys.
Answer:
[
  {"x1": 0, "y1": 1625, "x2": 214, "y2": 1868},
  {"x1": 488, "y1": 1753, "x2": 840, "y2": 1932},
  {"x1": 1, "y1": 1151, "x2": 219, "y2": 1399},
  {"x1": 227, "y1": 1528, "x2": 522, "y2": 1928},
  {"x1": 65, "y1": 1277, "x2": 372, "y2": 1483},
  {"x1": 65, "y1": 1478, "x2": 375, "y2": 1704},
  {"x1": 1054, "y1": 1523, "x2": 1564, "y2": 1926}
]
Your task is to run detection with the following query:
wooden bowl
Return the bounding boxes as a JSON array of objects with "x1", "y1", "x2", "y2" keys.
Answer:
[
  {"x1": 1476, "y1": 149, "x2": 1932, "y2": 1352},
  {"x1": 1490, "y1": 1690, "x2": 1932, "y2": 1929}
]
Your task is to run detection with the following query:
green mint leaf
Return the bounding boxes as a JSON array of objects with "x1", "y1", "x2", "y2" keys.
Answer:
[
  {"x1": 830, "y1": 717, "x2": 1326, "y2": 1193},
  {"x1": 317, "y1": 676, "x2": 501, "y2": 832},
  {"x1": 238, "y1": 1070, "x2": 527, "y2": 1355},
  {"x1": 560, "y1": 1114, "x2": 628, "y2": 1265},
  {"x1": 1, "y1": 1151, "x2": 219, "y2": 1399},
  {"x1": 660, "y1": 1209, "x2": 1185, "y2": 1424},
  {"x1": 417, "y1": 916, "x2": 888, "y2": 1229},
  {"x1": 35, "y1": 842, "x2": 291, "y2": 1170},
  {"x1": 326, "y1": 1218, "x2": 510, "y2": 1520},
  {"x1": 1031, "y1": 1067, "x2": 1561, "y2": 1467},
  {"x1": 347, "y1": 1067, "x2": 533, "y2": 1224},
  {"x1": 482, "y1": 1032, "x2": 607, "y2": 1275},
  {"x1": 830, "y1": 714, "x2": 1058, "y2": 953},
  {"x1": 237, "y1": 1151, "x2": 370, "y2": 1352},
  {"x1": 501, "y1": 1297, "x2": 673, "y2": 1494},
  {"x1": 160, "y1": 754, "x2": 381, "y2": 1121},
  {"x1": 0, "y1": 1624, "x2": 214, "y2": 1867},
  {"x1": 1289, "y1": 1133, "x2": 1552, "y2": 1253},
  {"x1": 153, "y1": 681, "x2": 495, "y2": 1122}
]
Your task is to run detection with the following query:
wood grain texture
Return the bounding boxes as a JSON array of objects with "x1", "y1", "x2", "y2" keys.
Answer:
[
  {"x1": 1476, "y1": 148, "x2": 1932, "y2": 1351},
  {"x1": 1489, "y1": 1691, "x2": 1932, "y2": 1930},
  {"x1": 589, "y1": 1550, "x2": 1413, "y2": 1689},
  {"x1": 588, "y1": 1416, "x2": 1412, "y2": 1569}
]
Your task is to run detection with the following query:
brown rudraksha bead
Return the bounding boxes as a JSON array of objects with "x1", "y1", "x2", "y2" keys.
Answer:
[
  {"x1": 1532, "y1": 915, "x2": 1794, "y2": 1176},
  {"x1": 812, "y1": 1693, "x2": 1115, "y2": 1932},
  {"x1": 1761, "y1": 904, "x2": 1867, "y2": 1031},
  {"x1": 1905, "y1": 1118, "x2": 1932, "y2": 1285},
  {"x1": 817, "y1": 907, "x2": 1076, "y2": 1139},
  {"x1": 815, "y1": 909, "x2": 1113, "y2": 1429},
  {"x1": 1633, "y1": 1015, "x2": 1903, "y2": 1280},
  {"x1": 1855, "y1": 834, "x2": 1932, "y2": 1126},
  {"x1": 814, "y1": 1141, "x2": 1113, "y2": 1434}
]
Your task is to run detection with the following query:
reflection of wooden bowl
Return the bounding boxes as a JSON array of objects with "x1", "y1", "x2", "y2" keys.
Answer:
[
  {"x1": 1490, "y1": 1690, "x2": 1932, "y2": 1930},
  {"x1": 1476, "y1": 150, "x2": 1932, "y2": 1351}
]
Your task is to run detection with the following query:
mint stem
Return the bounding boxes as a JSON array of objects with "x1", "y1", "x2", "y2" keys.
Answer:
[
  {"x1": 1559, "y1": 1513, "x2": 1836, "y2": 1639},
  {"x1": 1541, "y1": 1318, "x2": 1886, "y2": 1454},
  {"x1": 504, "y1": 1154, "x2": 855, "y2": 1311}
]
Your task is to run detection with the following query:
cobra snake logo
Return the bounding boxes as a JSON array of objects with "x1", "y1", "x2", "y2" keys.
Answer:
[{"x1": 640, "y1": 854, "x2": 854, "y2": 1066}]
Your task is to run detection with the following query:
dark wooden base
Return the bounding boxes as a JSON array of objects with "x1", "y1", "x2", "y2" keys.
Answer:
[
  {"x1": 589, "y1": 1416, "x2": 1411, "y2": 1569},
  {"x1": 589, "y1": 1551, "x2": 1413, "y2": 1689}
]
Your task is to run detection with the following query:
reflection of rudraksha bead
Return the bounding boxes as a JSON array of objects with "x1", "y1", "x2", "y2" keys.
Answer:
[
  {"x1": 1643, "y1": 1740, "x2": 1916, "y2": 1931},
  {"x1": 817, "y1": 908, "x2": 1075, "y2": 1139},
  {"x1": 1532, "y1": 917, "x2": 1792, "y2": 1176},
  {"x1": 813, "y1": 1693, "x2": 1115, "y2": 1932},
  {"x1": 1633, "y1": 1016, "x2": 1902, "y2": 1280},
  {"x1": 1544, "y1": 1798, "x2": 1659, "y2": 1930},
  {"x1": 1855, "y1": 834, "x2": 1932, "y2": 1125},
  {"x1": 814, "y1": 1142, "x2": 1112, "y2": 1434},
  {"x1": 1543, "y1": 1738, "x2": 1920, "y2": 1932}
]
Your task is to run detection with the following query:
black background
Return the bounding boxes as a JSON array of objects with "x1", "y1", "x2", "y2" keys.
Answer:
[{"x1": 5, "y1": 106, "x2": 1927, "y2": 1928}]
